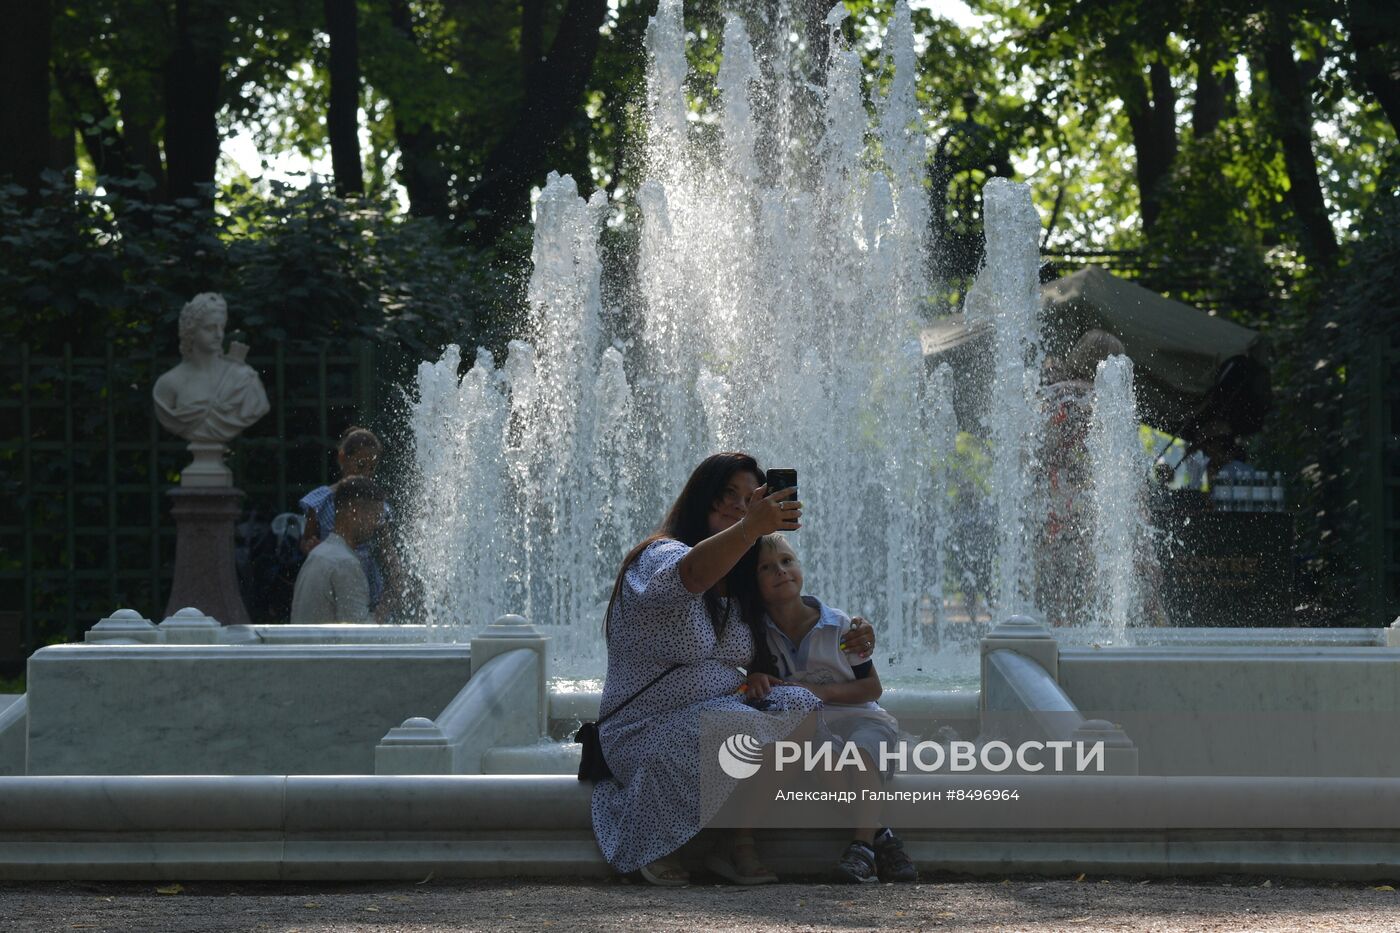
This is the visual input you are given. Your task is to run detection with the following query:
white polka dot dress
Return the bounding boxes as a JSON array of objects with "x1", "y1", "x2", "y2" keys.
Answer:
[{"x1": 591, "y1": 539, "x2": 823, "y2": 873}]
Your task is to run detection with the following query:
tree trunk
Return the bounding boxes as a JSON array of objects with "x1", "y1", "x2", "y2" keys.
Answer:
[
  {"x1": 110, "y1": 60, "x2": 168, "y2": 195},
  {"x1": 55, "y1": 63, "x2": 134, "y2": 178},
  {"x1": 163, "y1": 0, "x2": 224, "y2": 205},
  {"x1": 463, "y1": 0, "x2": 609, "y2": 242},
  {"x1": 386, "y1": 0, "x2": 450, "y2": 219},
  {"x1": 1345, "y1": 0, "x2": 1400, "y2": 135},
  {"x1": 1192, "y1": 46, "x2": 1228, "y2": 138},
  {"x1": 1260, "y1": 9, "x2": 1338, "y2": 272},
  {"x1": 50, "y1": 115, "x2": 75, "y2": 185},
  {"x1": 1148, "y1": 60, "x2": 1178, "y2": 165},
  {"x1": 325, "y1": 0, "x2": 363, "y2": 197},
  {"x1": 0, "y1": 0, "x2": 52, "y2": 198},
  {"x1": 1110, "y1": 40, "x2": 1178, "y2": 236},
  {"x1": 118, "y1": 97, "x2": 168, "y2": 199}
]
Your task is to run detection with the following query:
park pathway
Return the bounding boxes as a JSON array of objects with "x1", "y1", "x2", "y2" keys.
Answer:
[{"x1": 4, "y1": 876, "x2": 1400, "y2": 931}]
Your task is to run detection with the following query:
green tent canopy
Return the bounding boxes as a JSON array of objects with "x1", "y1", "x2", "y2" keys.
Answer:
[{"x1": 921, "y1": 265, "x2": 1272, "y2": 440}]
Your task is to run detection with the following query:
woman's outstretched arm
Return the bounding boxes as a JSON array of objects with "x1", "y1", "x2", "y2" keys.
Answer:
[{"x1": 677, "y1": 486, "x2": 799, "y2": 594}]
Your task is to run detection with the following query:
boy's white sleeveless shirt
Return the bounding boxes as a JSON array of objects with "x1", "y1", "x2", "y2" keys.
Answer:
[{"x1": 763, "y1": 595, "x2": 899, "y2": 729}]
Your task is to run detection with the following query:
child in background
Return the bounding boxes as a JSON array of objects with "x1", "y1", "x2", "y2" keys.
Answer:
[
  {"x1": 299, "y1": 427, "x2": 397, "y2": 621},
  {"x1": 738, "y1": 533, "x2": 918, "y2": 884},
  {"x1": 290, "y1": 478, "x2": 385, "y2": 624}
]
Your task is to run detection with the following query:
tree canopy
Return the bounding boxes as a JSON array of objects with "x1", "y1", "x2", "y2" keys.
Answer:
[{"x1": 2, "y1": 1, "x2": 1393, "y2": 280}]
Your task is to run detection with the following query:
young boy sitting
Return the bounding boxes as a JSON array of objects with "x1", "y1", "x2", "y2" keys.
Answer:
[{"x1": 740, "y1": 533, "x2": 918, "y2": 884}]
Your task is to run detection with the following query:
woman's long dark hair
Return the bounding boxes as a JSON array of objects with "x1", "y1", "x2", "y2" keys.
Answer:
[
  {"x1": 731, "y1": 534, "x2": 781, "y2": 676},
  {"x1": 604, "y1": 451, "x2": 762, "y2": 640}
]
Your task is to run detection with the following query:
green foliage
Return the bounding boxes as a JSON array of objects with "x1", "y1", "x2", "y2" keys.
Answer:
[
  {"x1": 1257, "y1": 153, "x2": 1400, "y2": 620},
  {"x1": 1337, "y1": 157, "x2": 1400, "y2": 339},
  {"x1": 585, "y1": 0, "x2": 654, "y2": 199},
  {"x1": 969, "y1": 0, "x2": 1153, "y2": 247},
  {"x1": 0, "y1": 174, "x2": 516, "y2": 361},
  {"x1": 1325, "y1": 155, "x2": 1400, "y2": 613},
  {"x1": 1147, "y1": 123, "x2": 1295, "y2": 323},
  {"x1": 360, "y1": 0, "x2": 524, "y2": 183}
]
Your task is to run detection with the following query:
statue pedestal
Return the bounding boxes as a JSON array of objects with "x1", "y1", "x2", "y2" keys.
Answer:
[
  {"x1": 164, "y1": 487, "x2": 251, "y2": 626},
  {"x1": 181, "y1": 442, "x2": 233, "y2": 487}
]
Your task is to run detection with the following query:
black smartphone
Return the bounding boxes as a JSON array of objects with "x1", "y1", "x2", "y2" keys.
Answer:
[{"x1": 766, "y1": 468, "x2": 797, "y2": 499}]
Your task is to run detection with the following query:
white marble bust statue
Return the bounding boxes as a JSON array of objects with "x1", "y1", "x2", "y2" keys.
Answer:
[{"x1": 153, "y1": 294, "x2": 269, "y2": 485}]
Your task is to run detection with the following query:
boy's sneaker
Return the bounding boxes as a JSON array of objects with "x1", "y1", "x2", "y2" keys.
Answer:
[
  {"x1": 873, "y1": 828, "x2": 918, "y2": 882},
  {"x1": 834, "y1": 841, "x2": 879, "y2": 884}
]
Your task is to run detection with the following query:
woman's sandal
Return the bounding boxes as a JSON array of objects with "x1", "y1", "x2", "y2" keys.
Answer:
[
  {"x1": 704, "y1": 835, "x2": 778, "y2": 885},
  {"x1": 638, "y1": 855, "x2": 690, "y2": 887}
]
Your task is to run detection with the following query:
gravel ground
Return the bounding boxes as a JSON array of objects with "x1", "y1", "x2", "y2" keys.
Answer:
[{"x1": 4, "y1": 876, "x2": 1400, "y2": 932}]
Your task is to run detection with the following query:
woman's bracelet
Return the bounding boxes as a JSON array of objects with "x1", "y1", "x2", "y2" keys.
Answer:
[{"x1": 738, "y1": 516, "x2": 753, "y2": 545}]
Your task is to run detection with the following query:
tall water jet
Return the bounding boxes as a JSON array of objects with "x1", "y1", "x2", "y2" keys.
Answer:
[
  {"x1": 926, "y1": 362, "x2": 959, "y2": 641},
  {"x1": 877, "y1": 0, "x2": 931, "y2": 322},
  {"x1": 978, "y1": 178, "x2": 1045, "y2": 617},
  {"x1": 406, "y1": 346, "x2": 512, "y2": 637},
  {"x1": 403, "y1": 173, "x2": 630, "y2": 662},
  {"x1": 625, "y1": 0, "x2": 942, "y2": 660},
  {"x1": 1088, "y1": 354, "x2": 1152, "y2": 635}
]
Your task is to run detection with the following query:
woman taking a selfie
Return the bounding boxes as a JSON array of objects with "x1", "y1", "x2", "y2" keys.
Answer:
[{"x1": 590, "y1": 451, "x2": 873, "y2": 886}]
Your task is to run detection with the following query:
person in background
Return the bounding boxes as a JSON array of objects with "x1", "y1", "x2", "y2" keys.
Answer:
[
  {"x1": 290, "y1": 478, "x2": 385, "y2": 624},
  {"x1": 1035, "y1": 329, "x2": 1125, "y2": 626},
  {"x1": 1196, "y1": 419, "x2": 1254, "y2": 484},
  {"x1": 1157, "y1": 419, "x2": 1250, "y2": 491},
  {"x1": 299, "y1": 427, "x2": 399, "y2": 622}
]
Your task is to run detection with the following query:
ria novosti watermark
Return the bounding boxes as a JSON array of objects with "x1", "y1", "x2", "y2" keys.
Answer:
[
  {"x1": 701, "y1": 709, "x2": 1400, "y2": 831},
  {"x1": 718, "y1": 734, "x2": 1107, "y2": 780}
]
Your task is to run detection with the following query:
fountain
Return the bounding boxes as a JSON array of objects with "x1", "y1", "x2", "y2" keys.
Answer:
[
  {"x1": 2, "y1": 0, "x2": 1399, "y2": 882},
  {"x1": 403, "y1": 0, "x2": 948, "y2": 672}
]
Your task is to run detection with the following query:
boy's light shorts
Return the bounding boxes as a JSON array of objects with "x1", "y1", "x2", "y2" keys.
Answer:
[{"x1": 832, "y1": 716, "x2": 901, "y2": 779}]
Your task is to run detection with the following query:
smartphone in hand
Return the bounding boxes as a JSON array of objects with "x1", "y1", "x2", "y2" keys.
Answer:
[{"x1": 766, "y1": 469, "x2": 797, "y2": 500}]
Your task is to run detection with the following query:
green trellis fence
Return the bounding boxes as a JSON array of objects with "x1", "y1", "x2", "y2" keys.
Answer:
[
  {"x1": 1362, "y1": 332, "x2": 1400, "y2": 625},
  {"x1": 0, "y1": 340, "x2": 407, "y2": 663}
]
